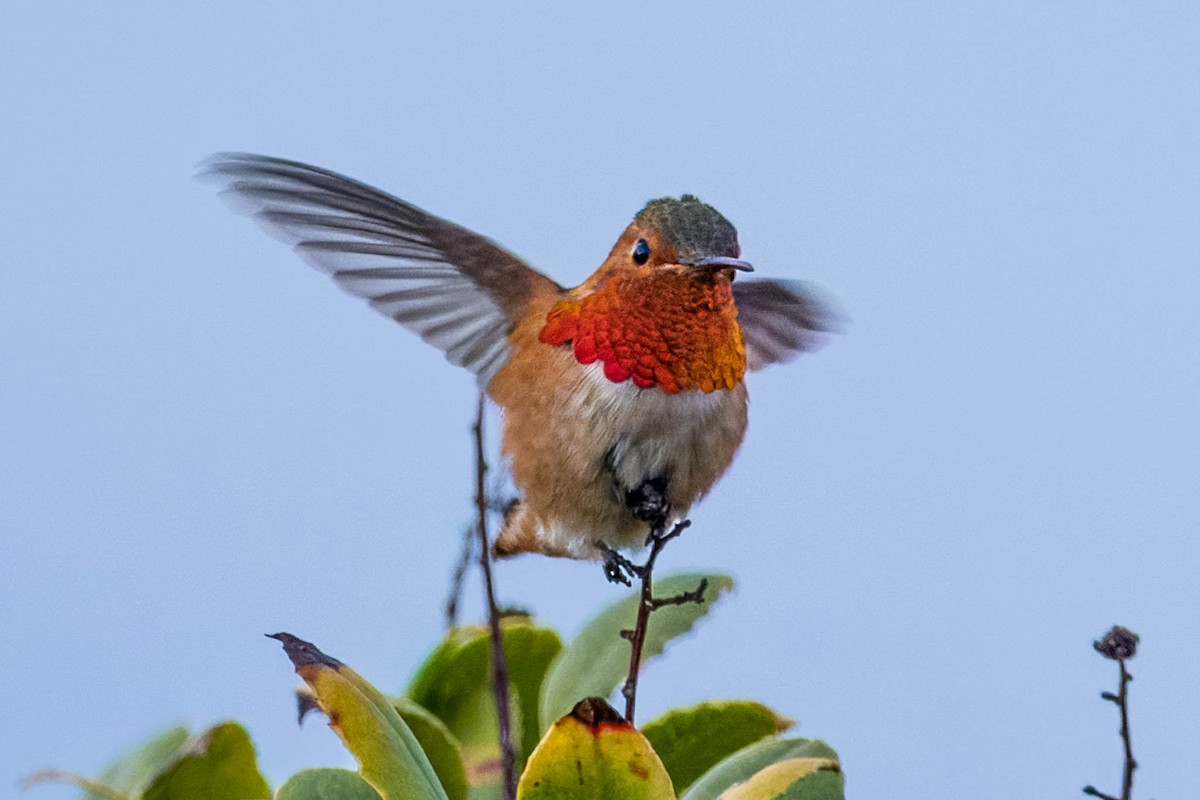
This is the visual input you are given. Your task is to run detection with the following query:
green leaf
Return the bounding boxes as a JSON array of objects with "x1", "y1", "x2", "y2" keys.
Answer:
[
  {"x1": 539, "y1": 573, "x2": 734, "y2": 728},
  {"x1": 93, "y1": 726, "x2": 192, "y2": 799},
  {"x1": 517, "y1": 698, "x2": 674, "y2": 800},
  {"x1": 276, "y1": 768, "x2": 382, "y2": 800},
  {"x1": 407, "y1": 618, "x2": 563, "y2": 779},
  {"x1": 680, "y1": 738, "x2": 840, "y2": 800},
  {"x1": 467, "y1": 783, "x2": 504, "y2": 800},
  {"x1": 715, "y1": 760, "x2": 844, "y2": 799},
  {"x1": 775, "y1": 769, "x2": 843, "y2": 800},
  {"x1": 24, "y1": 725, "x2": 193, "y2": 800},
  {"x1": 271, "y1": 633, "x2": 447, "y2": 800},
  {"x1": 641, "y1": 701, "x2": 792, "y2": 795},
  {"x1": 391, "y1": 697, "x2": 469, "y2": 800},
  {"x1": 141, "y1": 722, "x2": 270, "y2": 800}
]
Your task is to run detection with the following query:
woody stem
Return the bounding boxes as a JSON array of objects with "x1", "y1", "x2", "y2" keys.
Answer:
[
  {"x1": 473, "y1": 394, "x2": 516, "y2": 800},
  {"x1": 444, "y1": 523, "x2": 475, "y2": 629},
  {"x1": 620, "y1": 520, "x2": 694, "y2": 724},
  {"x1": 1117, "y1": 659, "x2": 1135, "y2": 800}
]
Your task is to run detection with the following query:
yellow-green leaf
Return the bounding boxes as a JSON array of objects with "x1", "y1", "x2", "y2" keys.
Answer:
[
  {"x1": 716, "y1": 758, "x2": 843, "y2": 799},
  {"x1": 681, "y1": 739, "x2": 840, "y2": 800},
  {"x1": 540, "y1": 573, "x2": 734, "y2": 729},
  {"x1": 641, "y1": 701, "x2": 793, "y2": 795},
  {"x1": 517, "y1": 698, "x2": 674, "y2": 800},
  {"x1": 271, "y1": 633, "x2": 447, "y2": 800},
  {"x1": 276, "y1": 768, "x2": 382, "y2": 799},
  {"x1": 141, "y1": 722, "x2": 270, "y2": 800},
  {"x1": 391, "y1": 697, "x2": 469, "y2": 800}
]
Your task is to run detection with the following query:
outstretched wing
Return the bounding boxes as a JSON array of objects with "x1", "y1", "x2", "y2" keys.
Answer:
[
  {"x1": 204, "y1": 153, "x2": 562, "y2": 387},
  {"x1": 733, "y1": 279, "x2": 841, "y2": 371}
]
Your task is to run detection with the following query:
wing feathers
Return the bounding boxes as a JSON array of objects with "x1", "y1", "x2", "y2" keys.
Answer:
[
  {"x1": 733, "y1": 279, "x2": 842, "y2": 371},
  {"x1": 208, "y1": 154, "x2": 838, "y2": 385},
  {"x1": 205, "y1": 153, "x2": 562, "y2": 386}
]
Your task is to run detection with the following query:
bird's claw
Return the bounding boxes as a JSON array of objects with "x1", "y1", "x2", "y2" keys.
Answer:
[{"x1": 597, "y1": 542, "x2": 643, "y2": 586}]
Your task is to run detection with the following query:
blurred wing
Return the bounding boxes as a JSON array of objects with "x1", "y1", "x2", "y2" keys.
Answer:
[
  {"x1": 734, "y1": 279, "x2": 842, "y2": 371},
  {"x1": 203, "y1": 153, "x2": 562, "y2": 387}
]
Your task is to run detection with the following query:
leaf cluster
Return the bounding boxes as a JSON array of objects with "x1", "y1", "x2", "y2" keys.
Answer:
[{"x1": 30, "y1": 572, "x2": 841, "y2": 800}]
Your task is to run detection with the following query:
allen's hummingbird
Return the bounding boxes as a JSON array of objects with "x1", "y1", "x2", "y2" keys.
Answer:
[{"x1": 206, "y1": 154, "x2": 836, "y2": 563}]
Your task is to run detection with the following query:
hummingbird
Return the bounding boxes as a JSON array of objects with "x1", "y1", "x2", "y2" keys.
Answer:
[{"x1": 205, "y1": 154, "x2": 836, "y2": 565}]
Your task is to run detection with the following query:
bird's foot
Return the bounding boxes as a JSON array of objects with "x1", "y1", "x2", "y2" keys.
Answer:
[
  {"x1": 597, "y1": 542, "x2": 643, "y2": 586},
  {"x1": 625, "y1": 477, "x2": 671, "y2": 531}
]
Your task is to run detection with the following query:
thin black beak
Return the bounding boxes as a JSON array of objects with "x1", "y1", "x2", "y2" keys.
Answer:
[{"x1": 684, "y1": 255, "x2": 754, "y2": 272}]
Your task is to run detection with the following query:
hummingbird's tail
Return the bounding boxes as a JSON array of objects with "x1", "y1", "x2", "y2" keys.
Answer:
[{"x1": 492, "y1": 501, "x2": 611, "y2": 561}]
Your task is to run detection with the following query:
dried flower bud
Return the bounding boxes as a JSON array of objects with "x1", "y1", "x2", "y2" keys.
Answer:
[{"x1": 1093, "y1": 626, "x2": 1139, "y2": 660}]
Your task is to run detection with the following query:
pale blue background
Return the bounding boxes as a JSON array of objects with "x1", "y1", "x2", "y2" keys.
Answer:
[{"x1": 3, "y1": 4, "x2": 1198, "y2": 798}]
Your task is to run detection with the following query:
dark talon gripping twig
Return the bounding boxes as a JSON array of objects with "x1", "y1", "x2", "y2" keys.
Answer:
[
  {"x1": 599, "y1": 542, "x2": 648, "y2": 586},
  {"x1": 598, "y1": 544, "x2": 635, "y2": 586}
]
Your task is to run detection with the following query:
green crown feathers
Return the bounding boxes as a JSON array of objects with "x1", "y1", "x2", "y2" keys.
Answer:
[{"x1": 635, "y1": 195, "x2": 740, "y2": 259}]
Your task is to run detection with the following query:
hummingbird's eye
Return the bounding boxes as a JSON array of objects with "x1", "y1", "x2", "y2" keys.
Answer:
[{"x1": 632, "y1": 239, "x2": 651, "y2": 265}]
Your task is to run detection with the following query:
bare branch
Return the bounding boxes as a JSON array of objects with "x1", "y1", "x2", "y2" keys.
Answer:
[
  {"x1": 1084, "y1": 625, "x2": 1139, "y2": 800},
  {"x1": 618, "y1": 519, "x2": 705, "y2": 723},
  {"x1": 444, "y1": 524, "x2": 475, "y2": 629},
  {"x1": 472, "y1": 394, "x2": 516, "y2": 800}
]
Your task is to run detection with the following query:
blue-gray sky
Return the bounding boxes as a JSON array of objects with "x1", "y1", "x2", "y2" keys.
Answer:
[{"x1": 3, "y1": 4, "x2": 1198, "y2": 798}]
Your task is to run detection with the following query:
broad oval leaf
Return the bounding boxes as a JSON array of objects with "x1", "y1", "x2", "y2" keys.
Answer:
[
  {"x1": 276, "y1": 768, "x2": 382, "y2": 800},
  {"x1": 271, "y1": 633, "x2": 447, "y2": 800},
  {"x1": 142, "y1": 722, "x2": 270, "y2": 800},
  {"x1": 517, "y1": 698, "x2": 674, "y2": 800},
  {"x1": 681, "y1": 738, "x2": 840, "y2": 800},
  {"x1": 539, "y1": 573, "x2": 734, "y2": 729},
  {"x1": 407, "y1": 618, "x2": 562, "y2": 780},
  {"x1": 641, "y1": 701, "x2": 793, "y2": 795}
]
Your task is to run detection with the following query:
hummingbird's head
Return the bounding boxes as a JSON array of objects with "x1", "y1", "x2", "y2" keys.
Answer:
[
  {"x1": 545, "y1": 194, "x2": 753, "y2": 392},
  {"x1": 606, "y1": 195, "x2": 754, "y2": 277}
]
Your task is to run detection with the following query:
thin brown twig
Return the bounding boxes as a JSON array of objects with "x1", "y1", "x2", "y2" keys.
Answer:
[
  {"x1": 444, "y1": 523, "x2": 475, "y2": 629},
  {"x1": 472, "y1": 393, "x2": 516, "y2": 800},
  {"x1": 619, "y1": 519, "x2": 705, "y2": 723},
  {"x1": 1084, "y1": 625, "x2": 1139, "y2": 800},
  {"x1": 1117, "y1": 659, "x2": 1135, "y2": 800}
]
